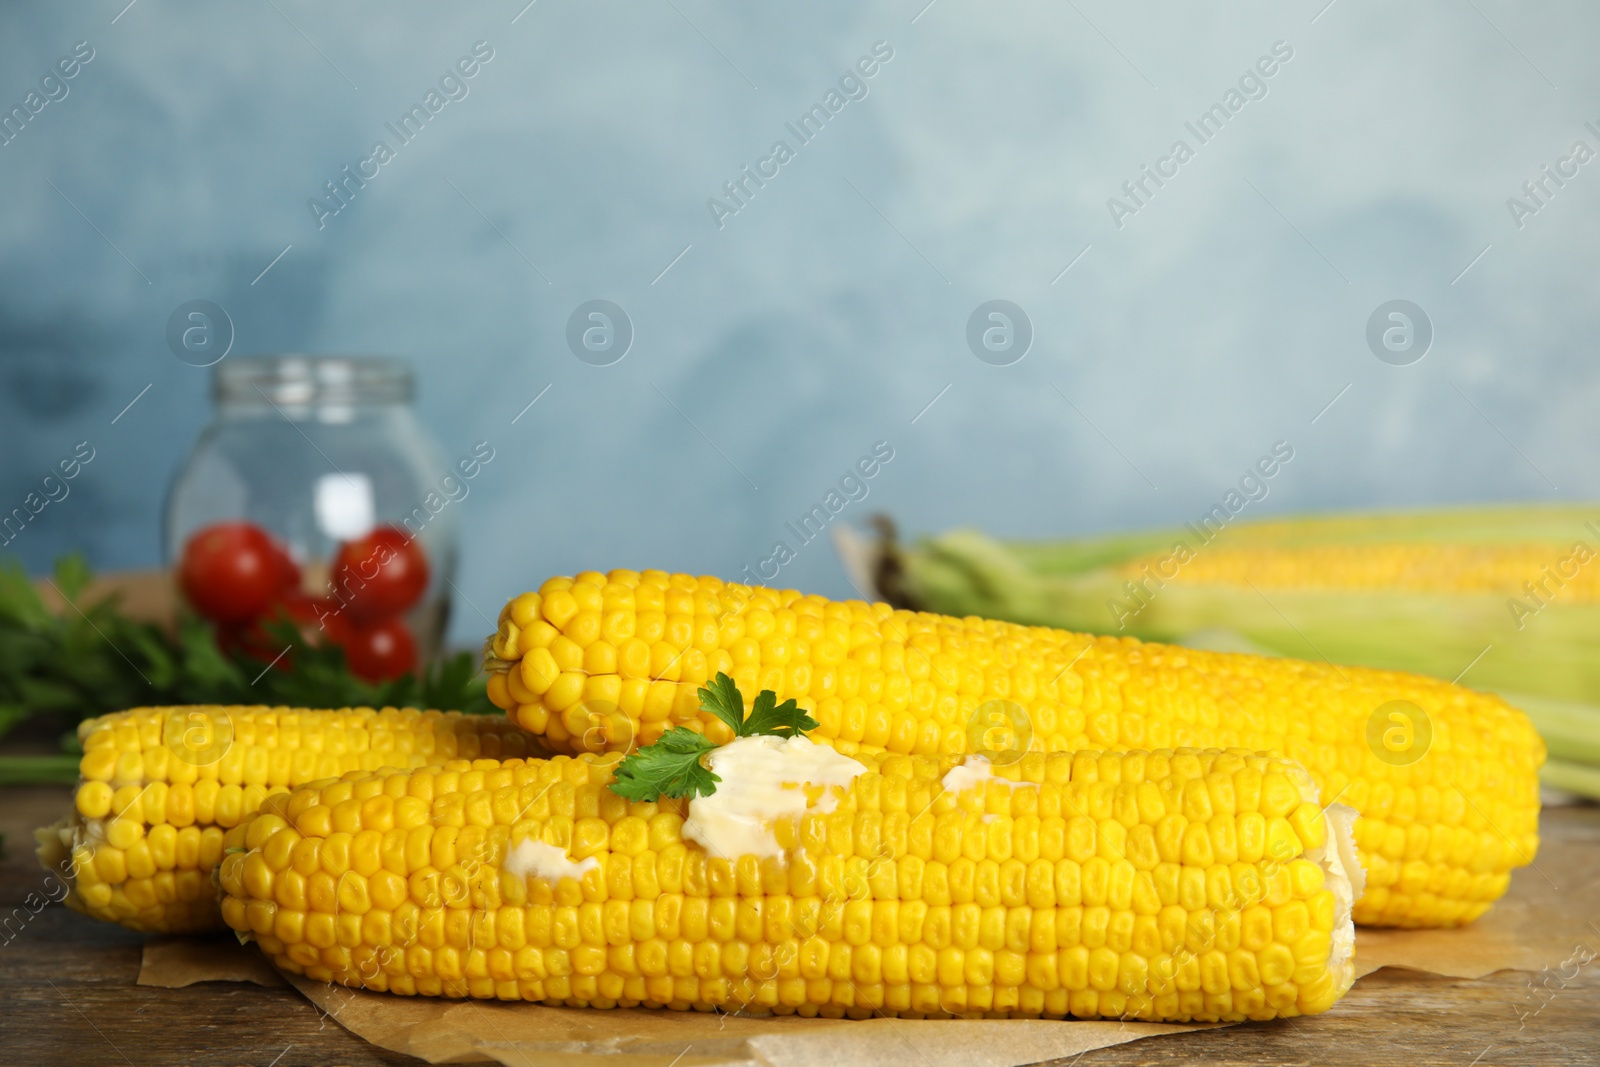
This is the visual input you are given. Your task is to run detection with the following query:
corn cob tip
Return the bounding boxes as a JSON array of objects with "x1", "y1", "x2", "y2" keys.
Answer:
[{"x1": 45, "y1": 704, "x2": 548, "y2": 935}]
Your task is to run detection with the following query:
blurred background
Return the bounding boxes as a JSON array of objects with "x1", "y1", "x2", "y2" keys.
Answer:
[{"x1": 1, "y1": 0, "x2": 1594, "y2": 646}]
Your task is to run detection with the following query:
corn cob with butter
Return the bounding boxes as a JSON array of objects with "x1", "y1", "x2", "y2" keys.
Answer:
[
  {"x1": 34, "y1": 705, "x2": 541, "y2": 934},
  {"x1": 482, "y1": 570, "x2": 1542, "y2": 929},
  {"x1": 218, "y1": 744, "x2": 1361, "y2": 1022}
]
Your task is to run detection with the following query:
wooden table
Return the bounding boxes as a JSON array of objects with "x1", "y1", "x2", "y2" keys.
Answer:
[{"x1": 4, "y1": 783, "x2": 1597, "y2": 1067}]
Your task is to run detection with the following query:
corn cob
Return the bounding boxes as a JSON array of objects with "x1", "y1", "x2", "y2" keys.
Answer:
[
  {"x1": 884, "y1": 507, "x2": 1600, "y2": 709},
  {"x1": 33, "y1": 705, "x2": 541, "y2": 934},
  {"x1": 218, "y1": 746, "x2": 1361, "y2": 1022},
  {"x1": 1128, "y1": 543, "x2": 1600, "y2": 598},
  {"x1": 482, "y1": 571, "x2": 1541, "y2": 929}
]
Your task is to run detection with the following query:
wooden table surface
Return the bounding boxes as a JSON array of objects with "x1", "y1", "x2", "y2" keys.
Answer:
[{"x1": 3, "y1": 783, "x2": 1597, "y2": 1067}]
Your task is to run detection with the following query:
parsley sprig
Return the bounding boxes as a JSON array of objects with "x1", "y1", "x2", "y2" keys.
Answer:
[{"x1": 608, "y1": 672, "x2": 819, "y2": 802}]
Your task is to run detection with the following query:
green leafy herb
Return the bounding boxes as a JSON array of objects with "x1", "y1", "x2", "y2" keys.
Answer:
[
  {"x1": 698, "y1": 671, "x2": 818, "y2": 739},
  {"x1": 608, "y1": 726, "x2": 720, "y2": 801},
  {"x1": 741, "y1": 689, "x2": 818, "y2": 738},
  {"x1": 697, "y1": 672, "x2": 746, "y2": 737},
  {"x1": 0, "y1": 552, "x2": 496, "y2": 783},
  {"x1": 608, "y1": 672, "x2": 819, "y2": 802}
]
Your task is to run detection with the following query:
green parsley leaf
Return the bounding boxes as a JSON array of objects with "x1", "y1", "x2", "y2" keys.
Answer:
[
  {"x1": 741, "y1": 688, "x2": 819, "y2": 738},
  {"x1": 697, "y1": 672, "x2": 818, "y2": 739},
  {"x1": 697, "y1": 673, "x2": 745, "y2": 737},
  {"x1": 608, "y1": 726, "x2": 720, "y2": 801},
  {"x1": 606, "y1": 673, "x2": 821, "y2": 802}
]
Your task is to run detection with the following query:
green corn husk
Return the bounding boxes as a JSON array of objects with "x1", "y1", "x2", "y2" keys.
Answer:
[
  {"x1": 1512, "y1": 694, "x2": 1600, "y2": 801},
  {"x1": 1539, "y1": 758, "x2": 1600, "y2": 800},
  {"x1": 877, "y1": 505, "x2": 1600, "y2": 799},
  {"x1": 1505, "y1": 692, "x2": 1600, "y2": 765}
]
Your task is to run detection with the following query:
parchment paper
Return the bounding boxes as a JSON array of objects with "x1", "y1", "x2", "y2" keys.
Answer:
[
  {"x1": 283, "y1": 973, "x2": 1219, "y2": 1067},
  {"x1": 138, "y1": 934, "x2": 287, "y2": 989},
  {"x1": 138, "y1": 936, "x2": 1218, "y2": 1065},
  {"x1": 137, "y1": 811, "x2": 1600, "y2": 1065}
]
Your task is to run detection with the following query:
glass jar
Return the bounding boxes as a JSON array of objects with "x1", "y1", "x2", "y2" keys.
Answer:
[{"x1": 164, "y1": 356, "x2": 457, "y2": 663}]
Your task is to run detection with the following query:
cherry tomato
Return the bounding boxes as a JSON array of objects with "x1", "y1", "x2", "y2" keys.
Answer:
[
  {"x1": 330, "y1": 526, "x2": 429, "y2": 622},
  {"x1": 179, "y1": 522, "x2": 299, "y2": 623},
  {"x1": 342, "y1": 617, "x2": 417, "y2": 682}
]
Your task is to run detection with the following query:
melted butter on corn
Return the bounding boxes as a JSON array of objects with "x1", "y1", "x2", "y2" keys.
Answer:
[
  {"x1": 505, "y1": 839, "x2": 600, "y2": 886},
  {"x1": 682, "y1": 735, "x2": 868, "y2": 861},
  {"x1": 942, "y1": 756, "x2": 1040, "y2": 795}
]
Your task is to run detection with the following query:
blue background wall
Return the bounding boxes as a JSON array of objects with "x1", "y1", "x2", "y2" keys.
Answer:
[{"x1": 2, "y1": 1, "x2": 1596, "y2": 642}]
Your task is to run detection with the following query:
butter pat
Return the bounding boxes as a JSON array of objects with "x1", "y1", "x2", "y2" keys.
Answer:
[
  {"x1": 505, "y1": 838, "x2": 599, "y2": 886},
  {"x1": 683, "y1": 735, "x2": 868, "y2": 860},
  {"x1": 941, "y1": 755, "x2": 1039, "y2": 795}
]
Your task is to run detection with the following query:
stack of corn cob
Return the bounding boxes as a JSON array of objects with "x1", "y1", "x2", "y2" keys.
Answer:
[
  {"x1": 38, "y1": 568, "x2": 1545, "y2": 1025},
  {"x1": 871, "y1": 506, "x2": 1600, "y2": 799}
]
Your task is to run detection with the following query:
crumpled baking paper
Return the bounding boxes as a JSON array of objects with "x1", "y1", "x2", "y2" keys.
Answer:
[
  {"x1": 138, "y1": 810, "x2": 1599, "y2": 1066},
  {"x1": 139, "y1": 937, "x2": 1219, "y2": 1065}
]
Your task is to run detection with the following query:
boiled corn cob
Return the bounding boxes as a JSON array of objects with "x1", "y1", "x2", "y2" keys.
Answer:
[
  {"x1": 482, "y1": 570, "x2": 1541, "y2": 928},
  {"x1": 218, "y1": 746, "x2": 1361, "y2": 1022},
  {"x1": 34, "y1": 705, "x2": 541, "y2": 934}
]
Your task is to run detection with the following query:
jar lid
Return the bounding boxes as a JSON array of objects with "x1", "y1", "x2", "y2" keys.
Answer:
[{"x1": 215, "y1": 356, "x2": 414, "y2": 408}]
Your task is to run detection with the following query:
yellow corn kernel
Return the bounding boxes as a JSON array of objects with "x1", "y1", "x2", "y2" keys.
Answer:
[{"x1": 76, "y1": 780, "x2": 114, "y2": 819}]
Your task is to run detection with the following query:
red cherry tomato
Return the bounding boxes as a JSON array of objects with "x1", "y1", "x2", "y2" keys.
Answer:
[
  {"x1": 179, "y1": 522, "x2": 299, "y2": 623},
  {"x1": 343, "y1": 617, "x2": 417, "y2": 682},
  {"x1": 330, "y1": 526, "x2": 429, "y2": 623}
]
